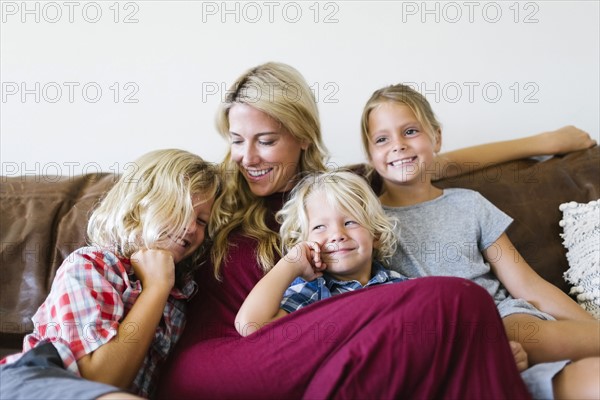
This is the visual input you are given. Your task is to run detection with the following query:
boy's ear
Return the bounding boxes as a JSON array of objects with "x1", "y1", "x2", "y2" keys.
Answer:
[
  {"x1": 373, "y1": 236, "x2": 381, "y2": 249},
  {"x1": 434, "y1": 129, "x2": 442, "y2": 153}
]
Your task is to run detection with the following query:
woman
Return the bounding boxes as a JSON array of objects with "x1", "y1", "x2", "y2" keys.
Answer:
[{"x1": 157, "y1": 62, "x2": 593, "y2": 399}]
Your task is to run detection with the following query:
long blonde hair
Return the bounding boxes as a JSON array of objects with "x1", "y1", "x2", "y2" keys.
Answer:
[
  {"x1": 87, "y1": 149, "x2": 220, "y2": 284},
  {"x1": 210, "y1": 62, "x2": 328, "y2": 278},
  {"x1": 277, "y1": 171, "x2": 397, "y2": 266}
]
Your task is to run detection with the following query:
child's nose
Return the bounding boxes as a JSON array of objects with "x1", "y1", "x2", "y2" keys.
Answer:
[
  {"x1": 328, "y1": 226, "x2": 347, "y2": 242},
  {"x1": 185, "y1": 219, "x2": 197, "y2": 235},
  {"x1": 392, "y1": 137, "x2": 408, "y2": 152}
]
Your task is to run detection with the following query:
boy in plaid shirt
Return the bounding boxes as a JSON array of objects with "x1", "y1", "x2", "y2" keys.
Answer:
[
  {"x1": 1, "y1": 149, "x2": 220, "y2": 399},
  {"x1": 235, "y1": 171, "x2": 408, "y2": 336}
]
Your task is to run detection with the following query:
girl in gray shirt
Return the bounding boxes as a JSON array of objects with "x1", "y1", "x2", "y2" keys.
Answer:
[{"x1": 360, "y1": 83, "x2": 599, "y2": 400}]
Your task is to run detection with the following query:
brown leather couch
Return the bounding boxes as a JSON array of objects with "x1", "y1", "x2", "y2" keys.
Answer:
[{"x1": 1, "y1": 147, "x2": 599, "y2": 358}]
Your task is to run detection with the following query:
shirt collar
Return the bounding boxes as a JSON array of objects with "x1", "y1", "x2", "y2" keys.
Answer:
[
  {"x1": 173, "y1": 278, "x2": 198, "y2": 300},
  {"x1": 122, "y1": 255, "x2": 198, "y2": 300},
  {"x1": 323, "y1": 260, "x2": 391, "y2": 289}
]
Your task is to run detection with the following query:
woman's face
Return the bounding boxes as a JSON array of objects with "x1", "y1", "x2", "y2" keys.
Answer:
[{"x1": 228, "y1": 103, "x2": 306, "y2": 197}]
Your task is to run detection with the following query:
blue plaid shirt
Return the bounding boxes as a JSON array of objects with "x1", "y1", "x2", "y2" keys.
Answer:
[{"x1": 280, "y1": 261, "x2": 407, "y2": 313}]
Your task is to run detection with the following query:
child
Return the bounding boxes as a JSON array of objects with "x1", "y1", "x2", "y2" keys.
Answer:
[
  {"x1": 360, "y1": 84, "x2": 600, "y2": 399},
  {"x1": 0, "y1": 149, "x2": 220, "y2": 399},
  {"x1": 235, "y1": 170, "x2": 406, "y2": 336}
]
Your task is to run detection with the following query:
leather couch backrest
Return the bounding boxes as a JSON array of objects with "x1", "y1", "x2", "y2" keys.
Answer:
[{"x1": 1, "y1": 147, "x2": 599, "y2": 355}]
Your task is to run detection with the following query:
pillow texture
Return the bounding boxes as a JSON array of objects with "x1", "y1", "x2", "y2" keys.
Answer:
[{"x1": 559, "y1": 199, "x2": 600, "y2": 318}]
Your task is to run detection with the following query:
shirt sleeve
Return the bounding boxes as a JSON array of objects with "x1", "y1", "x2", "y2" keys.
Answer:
[
  {"x1": 473, "y1": 192, "x2": 513, "y2": 251},
  {"x1": 36, "y1": 249, "x2": 126, "y2": 372},
  {"x1": 280, "y1": 280, "x2": 320, "y2": 313}
]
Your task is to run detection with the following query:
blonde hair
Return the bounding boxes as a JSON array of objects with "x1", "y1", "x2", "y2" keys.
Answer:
[
  {"x1": 276, "y1": 171, "x2": 397, "y2": 266},
  {"x1": 360, "y1": 84, "x2": 442, "y2": 184},
  {"x1": 87, "y1": 149, "x2": 220, "y2": 284},
  {"x1": 210, "y1": 62, "x2": 328, "y2": 277}
]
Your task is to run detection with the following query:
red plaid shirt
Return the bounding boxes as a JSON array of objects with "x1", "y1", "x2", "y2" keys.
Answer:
[{"x1": 1, "y1": 246, "x2": 197, "y2": 398}]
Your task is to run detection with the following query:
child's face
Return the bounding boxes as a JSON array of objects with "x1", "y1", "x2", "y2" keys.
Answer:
[
  {"x1": 164, "y1": 193, "x2": 214, "y2": 264},
  {"x1": 367, "y1": 102, "x2": 440, "y2": 187},
  {"x1": 305, "y1": 191, "x2": 374, "y2": 282},
  {"x1": 228, "y1": 103, "x2": 307, "y2": 197}
]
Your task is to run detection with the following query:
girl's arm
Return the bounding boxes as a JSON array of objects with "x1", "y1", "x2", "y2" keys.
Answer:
[
  {"x1": 235, "y1": 242, "x2": 324, "y2": 337},
  {"x1": 77, "y1": 249, "x2": 175, "y2": 388},
  {"x1": 434, "y1": 126, "x2": 597, "y2": 180},
  {"x1": 484, "y1": 233, "x2": 595, "y2": 321}
]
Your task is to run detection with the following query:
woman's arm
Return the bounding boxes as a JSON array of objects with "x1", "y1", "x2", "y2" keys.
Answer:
[
  {"x1": 77, "y1": 249, "x2": 175, "y2": 388},
  {"x1": 485, "y1": 233, "x2": 594, "y2": 321},
  {"x1": 434, "y1": 126, "x2": 597, "y2": 180},
  {"x1": 235, "y1": 242, "x2": 324, "y2": 337}
]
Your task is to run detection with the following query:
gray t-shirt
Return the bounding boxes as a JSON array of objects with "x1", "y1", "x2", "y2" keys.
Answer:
[
  {"x1": 383, "y1": 188, "x2": 512, "y2": 304},
  {"x1": 384, "y1": 188, "x2": 562, "y2": 397}
]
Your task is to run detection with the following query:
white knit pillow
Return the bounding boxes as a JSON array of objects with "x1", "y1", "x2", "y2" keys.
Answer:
[{"x1": 559, "y1": 199, "x2": 600, "y2": 319}]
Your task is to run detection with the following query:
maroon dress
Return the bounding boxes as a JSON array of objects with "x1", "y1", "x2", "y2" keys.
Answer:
[{"x1": 156, "y1": 193, "x2": 530, "y2": 399}]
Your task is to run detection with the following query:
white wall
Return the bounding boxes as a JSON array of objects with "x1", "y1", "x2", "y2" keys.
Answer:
[{"x1": 1, "y1": 1, "x2": 598, "y2": 177}]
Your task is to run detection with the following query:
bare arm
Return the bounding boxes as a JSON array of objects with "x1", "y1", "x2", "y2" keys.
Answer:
[
  {"x1": 434, "y1": 126, "x2": 597, "y2": 180},
  {"x1": 485, "y1": 233, "x2": 594, "y2": 321},
  {"x1": 235, "y1": 242, "x2": 325, "y2": 337},
  {"x1": 77, "y1": 249, "x2": 175, "y2": 389}
]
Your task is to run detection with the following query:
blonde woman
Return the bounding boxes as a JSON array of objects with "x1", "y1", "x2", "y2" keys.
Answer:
[{"x1": 0, "y1": 149, "x2": 220, "y2": 400}]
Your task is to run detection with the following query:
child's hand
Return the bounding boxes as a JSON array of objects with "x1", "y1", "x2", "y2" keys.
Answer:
[
  {"x1": 542, "y1": 126, "x2": 597, "y2": 155},
  {"x1": 284, "y1": 241, "x2": 326, "y2": 281},
  {"x1": 509, "y1": 341, "x2": 529, "y2": 372},
  {"x1": 130, "y1": 249, "x2": 176, "y2": 292}
]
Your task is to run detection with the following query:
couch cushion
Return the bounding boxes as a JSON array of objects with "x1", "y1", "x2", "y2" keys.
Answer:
[
  {"x1": 0, "y1": 173, "x2": 116, "y2": 354},
  {"x1": 560, "y1": 199, "x2": 600, "y2": 318}
]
